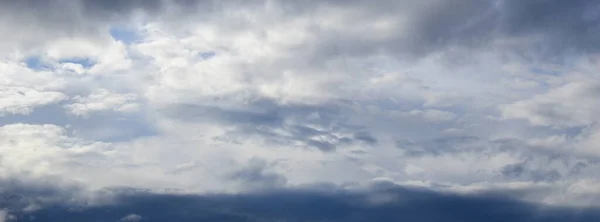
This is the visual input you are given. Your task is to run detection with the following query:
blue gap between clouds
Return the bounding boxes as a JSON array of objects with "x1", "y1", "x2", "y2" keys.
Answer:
[
  {"x1": 109, "y1": 27, "x2": 140, "y2": 44},
  {"x1": 110, "y1": 26, "x2": 217, "y2": 61},
  {"x1": 24, "y1": 56, "x2": 52, "y2": 70},
  {"x1": 25, "y1": 56, "x2": 97, "y2": 70},
  {"x1": 0, "y1": 103, "x2": 157, "y2": 142},
  {"x1": 199, "y1": 51, "x2": 216, "y2": 60}
]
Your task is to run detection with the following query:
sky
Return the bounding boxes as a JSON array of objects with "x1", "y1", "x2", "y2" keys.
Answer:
[{"x1": 1, "y1": 0, "x2": 600, "y2": 221}]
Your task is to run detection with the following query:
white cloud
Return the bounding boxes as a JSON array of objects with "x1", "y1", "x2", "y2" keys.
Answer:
[
  {"x1": 65, "y1": 89, "x2": 139, "y2": 117},
  {"x1": 502, "y1": 81, "x2": 600, "y2": 127},
  {"x1": 0, "y1": 87, "x2": 66, "y2": 115},
  {"x1": 0, "y1": 124, "x2": 110, "y2": 177},
  {"x1": 0, "y1": 61, "x2": 67, "y2": 115},
  {"x1": 120, "y1": 214, "x2": 142, "y2": 222}
]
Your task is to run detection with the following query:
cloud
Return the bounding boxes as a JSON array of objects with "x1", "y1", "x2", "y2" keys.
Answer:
[
  {"x1": 229, "y1": 158, "x2": 288, "y2": 190},
  {"x1": 502, "y1": 81, "x2": 600, "y2": 127},
  {"x1": 2, "y1": 0, "x2": 599, "y2": 58},
  {"x1": 1, "y1": 182, "x2": 600, "y2": 222},
  {"x1": 161, "y1": 100, "x2": 377, "y2": 151},
  {"x1": 1, "y1": 0, "x2": 600, "y2": 219},
  {"x1": 500, "y1": 163, "x2": 561, "y2": 182},
  {"x1": 120, "y1": 214, "x2": 143, "y2": 222},
  {"x1": 0, "y1": 61, "x2": 67, "y2": 115},
  {"x1": 0, "y1": 88, "x2": 65, "y2": 115},
  {"x1": 407, "y1": 109, "x2": 458, "y2": 122},
  {"x1": 65, "y1": 89, "x2": 140, "y2": 117}
]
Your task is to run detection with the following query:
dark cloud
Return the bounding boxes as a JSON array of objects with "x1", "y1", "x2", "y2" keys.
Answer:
[
  {"x1": 0, "y1": 0, "x2": 244, "y2": 24},
  {"x1": 396, "y1": 135, "x2": 600, "y2": 163},
  {"x1": 0, "y1": 0, "x2": 164, "y2": 19},
  {"x1": 396, "y1": 136, "x2": 481, "y2": 157},
  {"x1": 229, "y1": 158, "x2": 288, "y2": 190},
  {"x1": 0, "y1": 177, "x2": 88, "y2": 211},
  {"x1": 282, "y1": 0, "x2": 600, "y2": 61},
  {"x1": 3, "y1": 0, "x2": 599, "y2": 58},
  {"x1": 0, "y1": 0, "x2": 212, "y2": 49},
  {"x1": 570, "y1": 162, "x2": 589, "y2": 175},
  {"x1": 498, "y1": 0, "x2": 600, "y2": 36},
  {"x1": 78, "y1": 0, "x2": 164, "y2": 16},
  {"x1": 2, "y1": 181, "x2": 600, "y2": 222},
  {"x1": 164, "y1": 100, "x2": 376, "y2": 151},
  {"x1": 353, "y1": 132, "x2": 377, "y2": 145},
  {"x1": 500, "y1": 163, "x2": 562, "y2": 182},
  {"x1": 394, "y1": 135, "x2": 599, "y2": 182}
]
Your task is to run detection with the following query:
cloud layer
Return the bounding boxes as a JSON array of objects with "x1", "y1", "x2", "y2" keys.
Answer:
[
  {"x1": 2, "y1": 181, "x2": 600, "y2": 222},
  {"x1": 1, "y1": 0, "x2": 600, "y2": 220}
]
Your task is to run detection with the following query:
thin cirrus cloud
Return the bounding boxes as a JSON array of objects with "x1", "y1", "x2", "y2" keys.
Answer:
[{"x1": 1, "y1": 0, "x2": 600, "y2": 221}]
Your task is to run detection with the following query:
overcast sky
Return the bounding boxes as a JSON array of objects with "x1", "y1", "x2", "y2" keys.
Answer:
[{"x1": 1, "y1": 0, "x2": 600, "y2": 221}]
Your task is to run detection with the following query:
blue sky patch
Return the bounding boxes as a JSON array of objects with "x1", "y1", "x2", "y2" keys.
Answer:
[
  {"x1": 24, "y1": 56, "x2": 53, "y2": 70},
  {"x1": 199, "y1": 51, "x2": 216, "y2": 60},
  {"x1": 109, "y1": 27, "x2": 141, "y2": 44}
]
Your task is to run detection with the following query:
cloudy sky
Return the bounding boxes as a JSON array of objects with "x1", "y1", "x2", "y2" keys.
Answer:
[{"x1": 1, "y1": 0, "x2": 600, "y2": 221}]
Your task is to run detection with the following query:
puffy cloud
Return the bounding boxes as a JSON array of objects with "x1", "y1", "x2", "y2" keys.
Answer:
[
  {"x1": 0, "y1": 88, "x2": 65, "y2": 115},
  {"x1": 0, "y1": 61, "x2": 67, "y2": 115},
  {"x1": 0, "y1": 123, "x2": 113, "y2": 179},
  {"x1": 65, "y1": 89, "x2": 139, "y2": 117},
  {"x1": 120, "y1": 214, "x2": 142, "y2": 222}
]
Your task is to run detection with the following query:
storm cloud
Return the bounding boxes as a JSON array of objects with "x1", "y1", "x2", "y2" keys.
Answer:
[{"x1": 2, "y1": 181, "x2": 600, "y2": 222}]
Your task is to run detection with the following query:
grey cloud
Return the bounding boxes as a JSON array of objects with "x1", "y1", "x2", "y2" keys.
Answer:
[
  {"x1": 498, "y1": 0, "x2": 600, "y2": 38},
  {"x1": 255, "y1": 0, "x2": 600, "y2": 61},
  {"x1": 500, "y1": 163, "x2": 562, "y2": 182},
  {"x1": 272, "y1": 0, "x2": 496, "y2": 62},
  {"x1": 570, "y1": 162, "x2": 589, "y2": 175},
  {"x1": 503, "y1": 82, "x2": 600, "y2": 127},
  {"x1": 396, "y1": 135, "x2": 595, "y2": 161},
  {"x1": 0, "y1": 0, "x2": 212, "y2": 51},
  {"x1": 1, "y1": 1, "x2": 599, "y2": 219},
  {"x1": 501, "y1": 163, "x2": 526, "y2": 177},
  {"x1": 3, "y1": 0, "x2": 599, "y2": 58},
  {"x1": 352, "y1": 131, "x2": 377, "y2": 145},
  {"x1": 395, "y1": 135, "x2": 599, "y2": 182},
  {"x1": 1, "y1": 0, "x2": 164, "y2": 19},
  {"x1": 0, "y1": 177, "x2": 91, "y2": 212},
  {"x1": 3, "y1": 181, "x2": 600, "y2": 221},
  {"x1": 396, "y1": 136, "x2": 483, "y2": 157},
  {"x1": 0, "y1": 0, "x2": 251, "y2": 23},
  {"x1": 164, "y1": 100, "x2": 376, "y2": 151},
  {"x1": 229, "y1": 158, "x2": 287, "y2": 190},
  {"x1": 78, "y1": 0, "x2": 164, "y2": 15}
]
